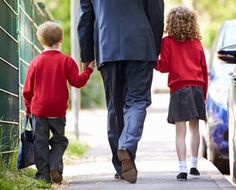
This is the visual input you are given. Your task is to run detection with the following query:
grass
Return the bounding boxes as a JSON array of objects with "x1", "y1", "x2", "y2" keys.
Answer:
[
  {"x1": 0, "y1": 169, "x2": 51, "y2": 190},
  {"x1": 65, "y1": 139, "x2": 88, "y2": 157},
  {"x1": 0, "y1": 151, "x2": 51, "y2": 190},
  {"x1": 0, "y1": 138, "x2": 88, "y2": 190}
]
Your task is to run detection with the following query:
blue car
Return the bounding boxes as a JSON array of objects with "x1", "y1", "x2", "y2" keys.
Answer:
[
  {"x1": 201, "y1": 19, "x2": 236, "y2": 174},
  {"x1": 218, "y1": 44, "x2": 236, "y2": 183}
]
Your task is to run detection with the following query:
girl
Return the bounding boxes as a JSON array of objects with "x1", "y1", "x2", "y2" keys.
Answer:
[{"x1": 155, "y1": 6, "x2": 208, "y2": 181}]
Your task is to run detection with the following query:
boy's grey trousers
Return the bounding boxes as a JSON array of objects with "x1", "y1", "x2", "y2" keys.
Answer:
[{"x1": 31, "y1": 115, "x2": 68, "y2": 182}]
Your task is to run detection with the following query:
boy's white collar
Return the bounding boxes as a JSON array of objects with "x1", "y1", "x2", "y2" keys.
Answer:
[
  {"x1": 43, "y1": 43, "x2": 61, "y2": 51},
  {"x1": 43, "y1": 48, "x2": 60, "y2": 52}
]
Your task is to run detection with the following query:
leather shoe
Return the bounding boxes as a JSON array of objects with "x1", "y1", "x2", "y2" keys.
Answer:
[
  {"x1": 51, "y1": 170, "x2": 63, "y2": 184},
  {"x1": 114, "y1": 173, "x2": 124, "y2": 180},
  {"x1": 117, "y1": 149, "x2": 137, "y2": 183}
]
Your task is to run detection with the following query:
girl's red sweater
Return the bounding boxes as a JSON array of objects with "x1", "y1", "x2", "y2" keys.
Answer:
[
  {"x1": 23, "y1": 50, "x2": 93, "y2": 117},
  {"x1": 155, "y1": 36, "x2": 208, "y2": 100}
]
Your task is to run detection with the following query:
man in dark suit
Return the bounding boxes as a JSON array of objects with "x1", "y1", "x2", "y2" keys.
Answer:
[{"x1": 78, "y1": 0, "x2": 164, "y2": 183}]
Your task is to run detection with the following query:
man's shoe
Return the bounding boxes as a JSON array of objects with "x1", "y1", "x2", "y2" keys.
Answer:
[
  {"x1": 176, "y1": 172, "x2": 187, "y2": 181},
  {"x1": 189, "y1": 168, "x2": 200, "y2": 176},
  {"x1": 114, "y1": 173, "x2": 124, "y2": 180},
  {"x1": 51, "y1": 170, "x2": 63, "y2": 184},
  {"x1": 117, "y1": 149, "x2": 137, "y2": 183}
]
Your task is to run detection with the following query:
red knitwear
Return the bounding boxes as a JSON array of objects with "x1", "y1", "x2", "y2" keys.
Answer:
[
  {"x1": 23, "y1": 50, "x2": 93, "y2": 117},
  {"x1": 155, "y1": 36, "x2": 208, "y2": 99}
]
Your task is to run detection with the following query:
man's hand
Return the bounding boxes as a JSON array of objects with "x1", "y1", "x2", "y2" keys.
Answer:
[
  {"x1": 88, "y1": 60, "x2": 96, "y2": 70},
  {"x1": 82, "y1": 60, "x2": 96, "y2": 71}
]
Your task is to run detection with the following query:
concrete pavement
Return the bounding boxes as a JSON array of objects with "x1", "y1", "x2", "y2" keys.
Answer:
[{"x1": 55, "y1": 93, "x2": 236, "y2": 190}]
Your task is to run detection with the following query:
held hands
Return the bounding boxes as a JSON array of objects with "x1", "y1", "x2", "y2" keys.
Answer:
[
  {"x1": 88, "y1": 60, "x2": 96, "y2": 70},
  {"x1": 82, "y1": 60, "x2": 96, "y2": 71}
]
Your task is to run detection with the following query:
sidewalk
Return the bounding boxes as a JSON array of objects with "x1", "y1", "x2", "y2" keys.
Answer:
[{"x1": 57, "y1": 94, "x2": 236, "y2": 190}]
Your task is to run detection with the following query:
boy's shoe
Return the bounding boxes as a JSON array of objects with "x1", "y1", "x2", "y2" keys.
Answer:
[
  {"x1": 190, "y1": 168, "x2": 200, "y2": 176},
  {"x1": 117, "y1": 149, "x2": 137, "y2": 183},
  {"x1": 176, "y1": 172, "x2": 187, "y2": 181},
  {"x1": 51, "y1": 170, "x2": 63, "y2": 184}
]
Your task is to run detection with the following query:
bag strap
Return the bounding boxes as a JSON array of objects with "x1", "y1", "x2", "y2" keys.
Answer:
[{"x1": 24, "y1": 115, "x2": 32, "y2": 130}]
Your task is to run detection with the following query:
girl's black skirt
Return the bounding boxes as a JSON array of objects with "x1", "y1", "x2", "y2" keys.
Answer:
[{"x1": 167, "y1": 86, "x2": 206, "y2": 124}]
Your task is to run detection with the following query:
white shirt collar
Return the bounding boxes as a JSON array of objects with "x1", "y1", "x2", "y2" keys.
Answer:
[{"x1": 43, "y1": 48, "x2": 60, "y2": 52}]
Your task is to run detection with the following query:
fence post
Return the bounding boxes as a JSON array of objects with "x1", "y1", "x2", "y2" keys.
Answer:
[{"x1": 70, "y1": 0, "x2": 80, "y2": 140}]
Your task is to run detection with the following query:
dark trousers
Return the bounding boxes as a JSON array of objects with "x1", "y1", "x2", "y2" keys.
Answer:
[
  {"x1": 31, "y1": 116, "x2": 68, "y2": 181},
  {"x1": 100, "y1": 61, "x2": 154, "y2": 175}
]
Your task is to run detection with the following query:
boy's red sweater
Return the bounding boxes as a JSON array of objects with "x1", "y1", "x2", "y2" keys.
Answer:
[
  {"x1": 23, "y1": 50, "x2": 93, "y2": 117},
  {"x1": 155, "y1": 36, "x2": 208, "y2": 99}
]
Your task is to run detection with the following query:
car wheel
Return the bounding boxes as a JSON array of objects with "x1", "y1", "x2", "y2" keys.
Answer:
[{"x1": 209, "y1": 146, "x2": 230, "y2": 174}]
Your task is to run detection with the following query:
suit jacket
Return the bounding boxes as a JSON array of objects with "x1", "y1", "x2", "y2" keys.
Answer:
[{"x1": 78, "y1": 0, "x2": 164, "y2": 69}]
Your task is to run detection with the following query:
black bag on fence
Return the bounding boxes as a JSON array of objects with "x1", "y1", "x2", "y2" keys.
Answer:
[{"x1": 17, "y1": 116, "x2": 34, "y2": 169}]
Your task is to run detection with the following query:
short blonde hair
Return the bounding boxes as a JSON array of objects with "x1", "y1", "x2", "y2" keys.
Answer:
[
  {"x1": 165, "y1": 6, "x2": 201, "y2": 41},
  {"x1": 36, "y1": 21, "x2": 63, "y2": 47}
]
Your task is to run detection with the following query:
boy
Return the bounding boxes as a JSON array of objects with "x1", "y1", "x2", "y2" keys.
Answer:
[{"x1": 23, "y1": 21, "x2": 95, "y2": 183}]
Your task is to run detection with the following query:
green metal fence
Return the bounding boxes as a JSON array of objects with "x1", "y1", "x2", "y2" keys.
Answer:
[
  {"x1": 0, "y1": 0, "x2": 19, "y2": 161},
  {"x1": 0, "y1": 0, "x2": 51, "y2": 163},
  {"x1": 19, "y1": 0, "x2": 51, "y2": 129}
]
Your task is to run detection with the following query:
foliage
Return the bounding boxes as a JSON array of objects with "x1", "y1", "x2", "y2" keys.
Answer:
[
  {"x1": 0, "y1": 169, "x2": 51, "y2": 190},
  {"x1": 44, "y1": 0, "x2": 71, "y2": 55},
  {"x1": 0, "y1": 170, "x2": 51, "y2": 190},
  {"x1": 193, "y1": 0, "x2": 236, "y2": 48},
  {"x1": 165, "y1": 0, "x2": 236, "y2": 48},
  {"x1": 0, "y1": 138, "x2": 87, "y2": 189},
  {"x1": 0, "y1": 152, "x2": 51, "y2": 190},
  {"x1": 65, "y1": 139, "x2": 88, "y2": 157}
]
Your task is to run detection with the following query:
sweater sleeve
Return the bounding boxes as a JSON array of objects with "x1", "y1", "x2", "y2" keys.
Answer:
[
  {"x1": 200, "y1": 47, "x2": 208, "y2": 100},
  {"x1": 67, "y1": 59, "x2": 93, "y2": 88},
  {"x1": 23, "y1": 64, "x2": 35, "y2": 114},
  {"x1": 155, "y1": 38, "x2": 170, "y2": 73}
]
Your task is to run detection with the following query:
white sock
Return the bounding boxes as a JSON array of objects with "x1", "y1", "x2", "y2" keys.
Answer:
[
  {"x1": 191, "y1": 157, "x2": 198, "y2": 168},
  {"x1": 179, "y1": 160, "x2": 187, "y2": 173}
]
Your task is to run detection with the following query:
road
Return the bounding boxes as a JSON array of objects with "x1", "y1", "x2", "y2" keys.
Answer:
[{"x1": 54, "y1": 93, "x2": 235, "y2": 190}]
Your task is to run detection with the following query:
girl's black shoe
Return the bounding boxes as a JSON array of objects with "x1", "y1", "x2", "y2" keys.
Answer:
[
  {"x1": 176, "y1": 172, "x2": 187, "y2": 181},
  {"x1": 190, "y1": 168, "x2": 200, "y2": 176}
]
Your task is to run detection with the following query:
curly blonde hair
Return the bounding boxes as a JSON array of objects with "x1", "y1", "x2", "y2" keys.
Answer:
[{"x1": 165, "y1": 6, "x2": 201, "y2": 41}]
